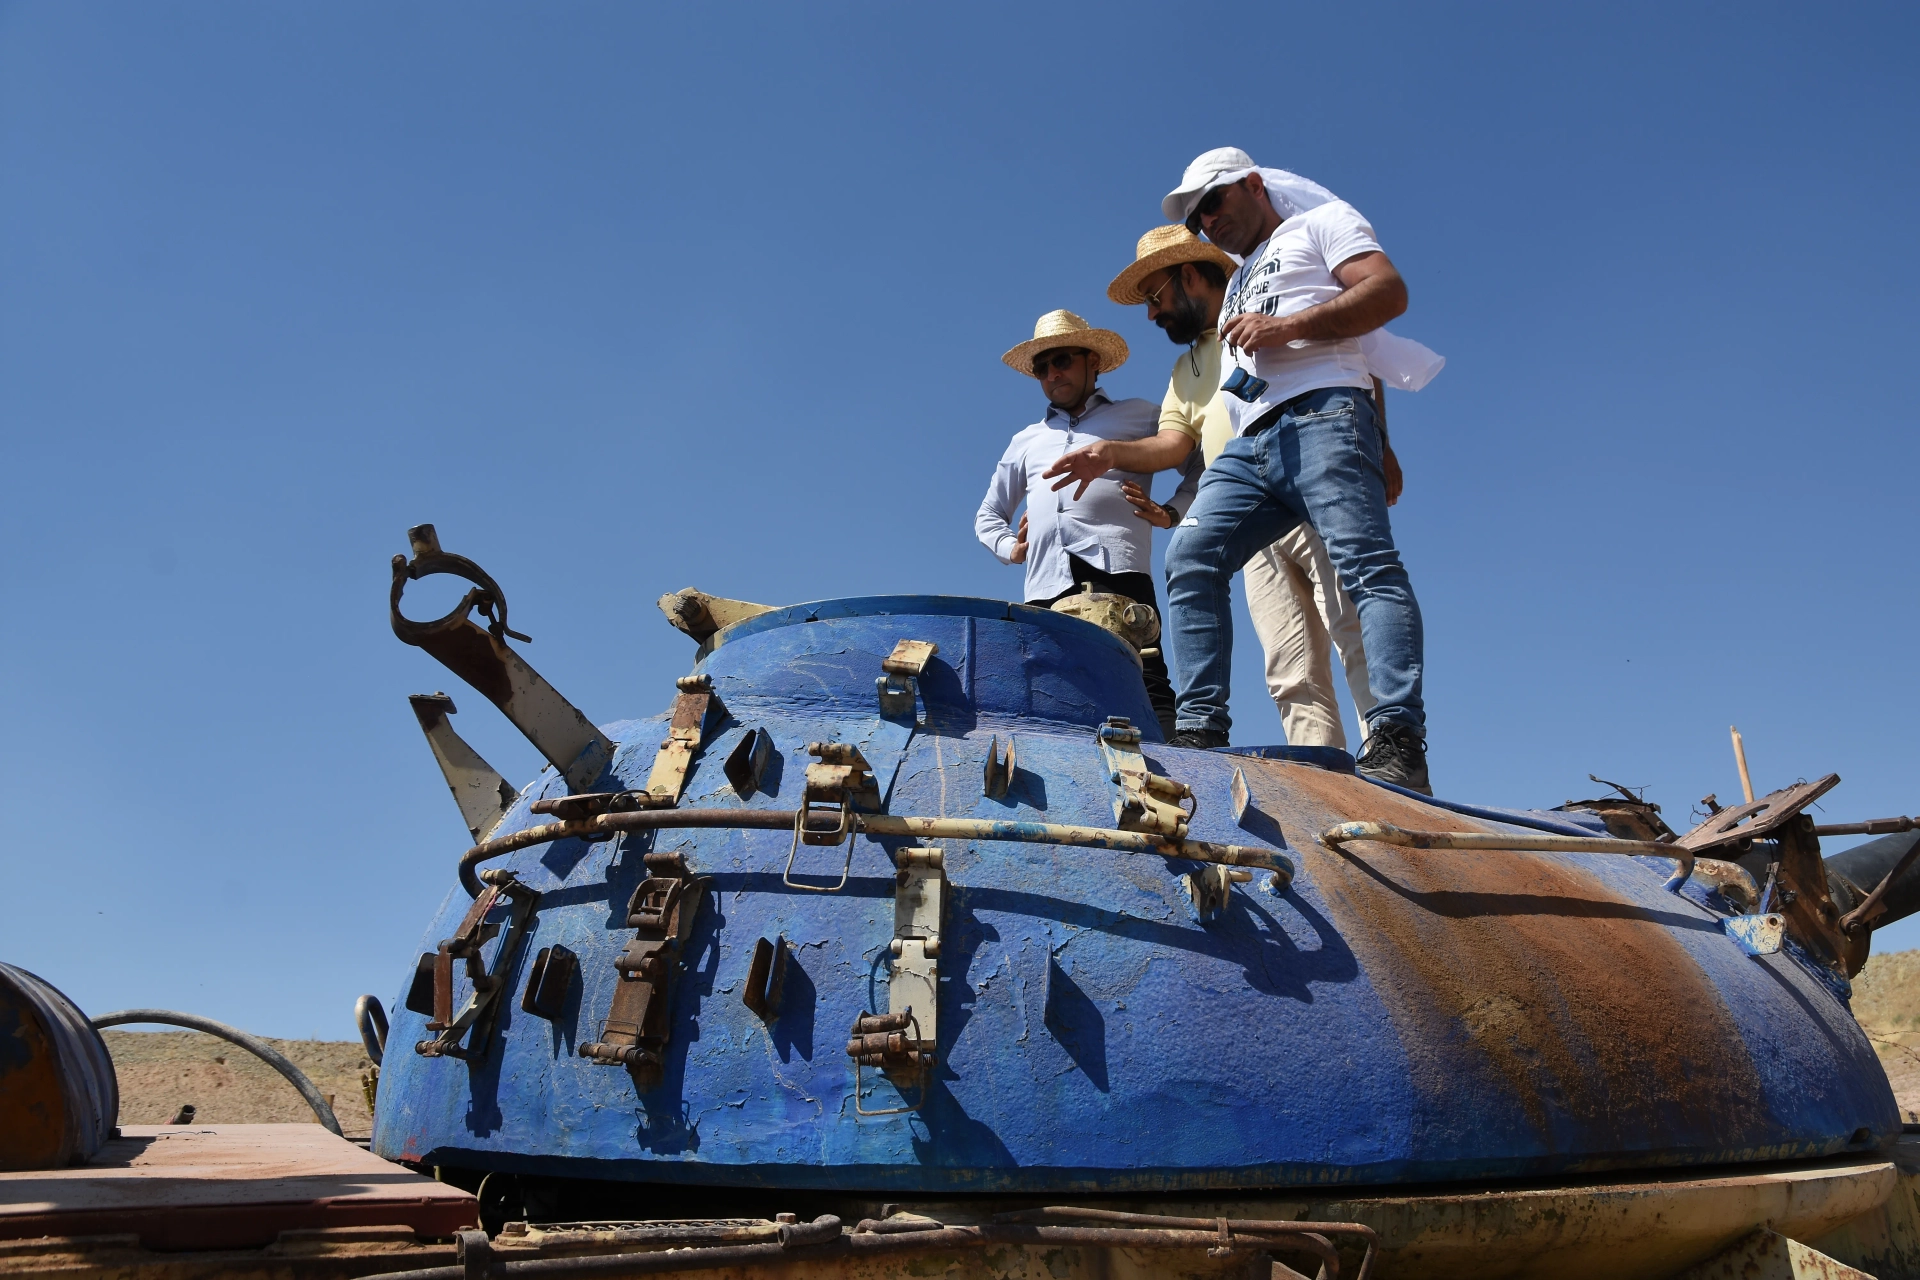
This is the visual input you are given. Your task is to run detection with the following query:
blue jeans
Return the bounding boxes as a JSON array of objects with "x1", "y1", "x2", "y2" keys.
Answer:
[{"x1": 1165, "y1": 386, "x2": 1425, "y2": 737}]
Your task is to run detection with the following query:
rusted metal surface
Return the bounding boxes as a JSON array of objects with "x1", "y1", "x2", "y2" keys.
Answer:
[
  {"x1": 739, "y1": 936, "x2": 787, "y2": 1022},
  {"x1": 391, "y1": 526, "x2": 612, "y2": 794},
  {"x1": 0, "y1": 1125, "x2": 476, "y2": 1250},
  {"x1": 1676, "y1": 1228, "x2": 1873, "y2": 1279},
  {"x1": 413, "y1": 873, "x2": 539, "y2": 1064},
  {"x1": 723, "y1": 728, "x2": 772, "y2": 798},
  {"x1": 1840, "y1": 835, "x2": 1920, "y2": 936},
  {"x1": 408, "y1": 693, "x2": 520, "y2": 843},
  {"x1": 1242, "y1": 758, "x2": 1788, "y2": 1166},
  {"x1": 656, "y1": 590, "x2": 778, "y2": 646},
  {"x1": 520, "y1": 945, "x2": 576, "y2": 1022},
  {"x1": 577, "y1": 853, "x2": 708, "y2": 1089},
  {"x1": 0, "y1": 964, "x2": 116, "y2": 1171}
]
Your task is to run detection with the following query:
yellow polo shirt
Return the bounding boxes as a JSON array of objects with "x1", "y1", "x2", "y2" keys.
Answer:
[{"x1": 1159, "y1": 330, "x2": 1233, "y2": 466}]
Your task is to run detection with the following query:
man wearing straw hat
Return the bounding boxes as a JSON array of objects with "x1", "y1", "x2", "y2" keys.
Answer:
[
  {"x1": 1103, "y1": 224, "x2": 1382, "y2": 757},
  {"x1": 974, "y1": 309, "x2": 1196, "y2": 739},
  {"x1": 1156, "y1": 147, "x2": 1434, "y2": 790}
]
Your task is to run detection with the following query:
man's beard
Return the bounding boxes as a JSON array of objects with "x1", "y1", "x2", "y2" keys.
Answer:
[{"x1": 1155, "y1": 287, "x2": 1209, "y2": 346}]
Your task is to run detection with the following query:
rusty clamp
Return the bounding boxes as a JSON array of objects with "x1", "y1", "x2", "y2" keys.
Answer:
[
  {"x1": 848, "y1": 847, "x2": 945, "y2": 1117},
  {"x1": 390, "y1": 525, "x2": 613, "y2": 795},
  {"x1": 877, "y1": 640, "x2": 937, "y2": 720},
  {"x1": 579, "y1": 850, "x2": 710, "y2": 1089},
  {"x1": 785, "y1": 742, "x2": 881, "y2": 892},
  {"x1": 1096, "y1": 717, "x2": 1197, "y2": 841},
  {"x1": 410, "y1": 869, "x2": 540, "y2": 1061}
]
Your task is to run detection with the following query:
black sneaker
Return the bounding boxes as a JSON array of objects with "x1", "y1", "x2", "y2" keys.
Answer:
[
  {"x1": 1168, "y1": 728, "x2": 1230, "y2": 750},
  {"x1": 1355, "y1": 723, "x2": 1431, "y2": 795}
]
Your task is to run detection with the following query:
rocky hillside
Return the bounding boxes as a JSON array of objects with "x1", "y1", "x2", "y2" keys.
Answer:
[{"x1": 1852, "y1": 947, "x2": 1920, "y2": 1121}]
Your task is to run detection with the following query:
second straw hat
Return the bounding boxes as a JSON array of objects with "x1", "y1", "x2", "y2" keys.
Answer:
[
  {"x1": 1001, "y1": 310, "x2": 1129, "y2": 378},
  {"x1": 1108, "y1": 225, "x2": 1241, "y2": 305}
]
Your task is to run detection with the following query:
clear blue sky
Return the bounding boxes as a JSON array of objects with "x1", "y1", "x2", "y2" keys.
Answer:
[{"x1": 3, "y1": 3, "x2": 1916, "y2": 1038}]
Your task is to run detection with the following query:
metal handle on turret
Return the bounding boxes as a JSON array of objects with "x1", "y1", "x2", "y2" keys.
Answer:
[{"x1": 390, "y1": 524, "x2": 613, "y2": 794}]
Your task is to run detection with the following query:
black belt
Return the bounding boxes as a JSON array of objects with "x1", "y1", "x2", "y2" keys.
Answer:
[{"x1": 1241, "y1": 385, "x2": 1372, "y2": 438}]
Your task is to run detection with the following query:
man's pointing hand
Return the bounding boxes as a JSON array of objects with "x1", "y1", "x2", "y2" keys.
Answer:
[{"x1": 1042, "y1": 441, "x2": 1116, "y2": 500}]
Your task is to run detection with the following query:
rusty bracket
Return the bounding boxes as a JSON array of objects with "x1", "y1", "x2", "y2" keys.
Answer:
[
  {"x1": 520, "y1": 943, "x2": 576, "y2": 1021},
  {"x1": 1673, "y1": 776, "x2": 1859, "y2": 972},
  {"x1": 742, "y1": 935, "x2": 790, "y2": 1022},
  {"x1": 1096, "y1": 717, "x2": 1196, "y2": 841},
  {"x1": 725, "y1": 728, "x2": 774, "y2": 798},
  {"x1": 983, "y1": 735, "x2": 1016, "y2": 800},
  {"x1": 579, "y1": 851, "x2": 709, "y2": 1089},
  {"x1": 877, "y1": 640, "x2": 937, "y2": 720},
  {"x1": 390, "y1": 525, "x2": 613, "y2": 794},
  {"x1": 412, "y1": 870, "x2": 540, "y2": 1061}
]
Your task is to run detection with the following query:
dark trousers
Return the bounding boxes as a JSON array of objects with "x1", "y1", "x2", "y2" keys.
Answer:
[{"x1": 1038, "y1": 555, "x2": 1179, "y2": 740}]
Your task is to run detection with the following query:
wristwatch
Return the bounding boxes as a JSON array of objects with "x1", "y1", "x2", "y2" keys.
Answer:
[{"x1": 1161, "y1": 503, "x2": 1181, "y2": 526}]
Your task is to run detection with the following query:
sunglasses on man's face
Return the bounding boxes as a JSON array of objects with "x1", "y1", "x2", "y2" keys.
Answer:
[
  {"x1": 1184, "y1": 185, "x2": 1231, "y2": 234},
  {"x1": 1032, "y1": 349, "x2": 1083, "y2": 377}
]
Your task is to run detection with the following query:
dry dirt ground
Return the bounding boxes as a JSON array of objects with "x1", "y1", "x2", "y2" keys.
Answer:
[
  {"x1": 1851, "y1": 946, "x2": 1920, "y2": 1121},
  {"x1": 105, "y1": 1030, "x2": 375, "y2": 1140},
  {"x1": 103, "y1": 947, "x2": 1920, "y2": 1140}
]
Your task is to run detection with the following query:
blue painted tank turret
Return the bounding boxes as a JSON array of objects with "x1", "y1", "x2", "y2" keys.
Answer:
[{"x1": 371, "y1": 524, "x2": 1908, "y2": 1207}]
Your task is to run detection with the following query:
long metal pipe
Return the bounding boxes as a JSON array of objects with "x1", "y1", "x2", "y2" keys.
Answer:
[
  {"x1": 92, "y1": 1008, "x2": 343, "y2": 1135},
  {"x1": 358, "y1": 1220, "x2": 1364, "y2": 1280},
  {"x1": 458, "y1": 807, "x2": 1288, "y2": 897},
  {"x1": 1321, "y1": 820, "x2": 1697, "y2": 890}
]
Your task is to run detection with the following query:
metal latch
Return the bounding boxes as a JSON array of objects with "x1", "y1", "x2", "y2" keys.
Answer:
[
  {"x1": 877, "y1": 640, "x2": 937, "y2": 719},
  {"x1": 579, "y1": 850, "x2": 709, "y2": 1089},
  {"x1": 847, "y1": 848, "x2": 943, "y2": 1117},
  {"x1": 785, "y1": 741, "x2": 881, "y2": 891},
  {"x1": 1096, "y1": 716, "x2": 1196, "y2": 840},
  {"x1": 411, "y1": 870, "x2": 540, "y2": 1061}
]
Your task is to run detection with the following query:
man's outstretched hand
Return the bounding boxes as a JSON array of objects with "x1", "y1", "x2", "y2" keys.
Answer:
[
  {"x1": 1009, "y1": 513, "x2": 1029, "y2": 563},
  {"x1": 1041, "y1": 441, "x2": 1115, "y2": 500},
  {"x1": 1121, "y1": 481, "x2": 1172, "y2": 529}
]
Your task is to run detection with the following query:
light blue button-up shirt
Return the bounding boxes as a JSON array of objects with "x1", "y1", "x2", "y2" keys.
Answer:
[{"x1": 974, "y1": 390, "x2": 1165, "y2": 602}]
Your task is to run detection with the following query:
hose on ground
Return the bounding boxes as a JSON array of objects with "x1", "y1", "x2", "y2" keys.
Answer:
[{"x1": 92, "y1": 1007, "x2": 343, "y2": 1136}]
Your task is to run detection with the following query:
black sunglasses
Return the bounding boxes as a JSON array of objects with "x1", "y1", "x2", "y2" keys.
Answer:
[
  {"x1": 1184, "y1": 185, "x2": 1230, "y2": 234},
  {"x1": 1031, "y1": 349, "x2": 1084, "y2": 377}
]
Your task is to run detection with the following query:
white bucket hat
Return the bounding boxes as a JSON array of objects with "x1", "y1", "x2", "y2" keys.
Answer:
[{"x1": 1162, "y1": 146, "x2": 1340, "y2": 226}]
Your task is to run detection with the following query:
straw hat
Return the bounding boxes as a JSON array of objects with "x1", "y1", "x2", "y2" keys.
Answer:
[
  {"x1": 1001, "y1": 310, "x2": 1129, "y2": 378},
  {"x1": 1107, "y1": 225, "x2": 1241, "y2": 305}
]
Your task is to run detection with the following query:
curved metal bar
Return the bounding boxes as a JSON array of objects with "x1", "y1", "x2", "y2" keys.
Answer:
[
  {"x1": 1322, "y1": 820, "x2": 1695, "y2": 893},
  {"x1": 457, "y1": 807, "x2": 1291, "y2": 897},
  {"x1": 355, "y1": 1220, "x2": 1362, "y2": 1280},
  {"x1": 355, "y1": 994, "x2": 389, "y2": 1067},
  {"x1": 92, "y1": 1008, "x2": 343, "y2": 1136}
]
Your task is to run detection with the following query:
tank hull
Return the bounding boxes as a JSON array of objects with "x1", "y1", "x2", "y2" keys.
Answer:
[{"x1": 373, "y1": 597, "x2": 1898, "y2": 1192}]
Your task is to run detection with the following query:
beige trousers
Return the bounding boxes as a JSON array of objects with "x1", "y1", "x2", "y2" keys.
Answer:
[{"x1": 1242, "y1": 525, "x2": 1375, "y2": 751}]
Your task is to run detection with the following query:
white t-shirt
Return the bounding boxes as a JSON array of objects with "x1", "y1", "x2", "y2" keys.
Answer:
[{"x1": 1219, "y1": 200, "x2": 1383, "y2": 432}]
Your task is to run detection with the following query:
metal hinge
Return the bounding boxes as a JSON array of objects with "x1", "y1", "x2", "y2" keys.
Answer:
[
  {"x1": 1095, "y1": 716, "x2": 1196, "y2": 841},
  {"x1": 877, "y1": 640, "x2": 937, "y2": 719},
  {"x1": 848, "y1": 848, "x2": 943, "y2": 1117}
]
